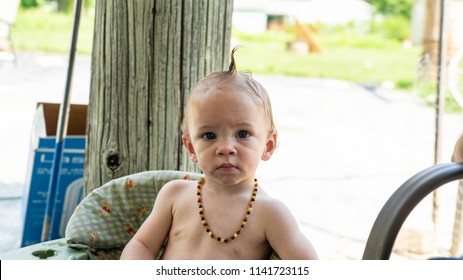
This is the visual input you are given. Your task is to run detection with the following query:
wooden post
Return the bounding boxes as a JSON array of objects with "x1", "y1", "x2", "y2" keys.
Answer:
[
  {"x1": 84, "y1": 0, "x2": 233, "y2": 195},
  {"x1": 423, "y1": 0, "x2": 440, "y2": 81}
]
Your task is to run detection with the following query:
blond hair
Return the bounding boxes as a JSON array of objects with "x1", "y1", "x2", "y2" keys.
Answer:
[{"x1": 181, "y1": 47, "x2": 276, "y2": 133}]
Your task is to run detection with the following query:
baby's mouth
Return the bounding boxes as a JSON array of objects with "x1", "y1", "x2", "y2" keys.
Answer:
[{"x1": 217, "y1": 163, "x2": 237, "y2": 171}]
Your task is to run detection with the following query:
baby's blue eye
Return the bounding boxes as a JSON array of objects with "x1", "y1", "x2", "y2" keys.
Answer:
[
  {"x1": 237, "y1": 130, "x2": 250, "y2": 138},
  {"x1": 202, "y1": 132, "x2": 216, "y2": 140}
]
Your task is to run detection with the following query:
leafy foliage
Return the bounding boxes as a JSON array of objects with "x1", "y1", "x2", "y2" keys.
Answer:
[
  {"x1": 365, "y1": 0, "x2": 413, "y2": 41},
  {"x1": 365, "y1": 0, "x2": 414, "y2": 20},
  {"x1": 371, "y1": 15, "x2": 411, "y2": 41},
  {"x1": 20, "y1": 0, "x2": 95, "y2": 12},
  {"x1": 20, "y1": 0, "x2": 40, "y2": 9}
]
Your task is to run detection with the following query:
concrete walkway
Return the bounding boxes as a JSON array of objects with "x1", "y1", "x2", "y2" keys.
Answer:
[{"x1": 0, "y1": 52, "x2": 462, "y2": 259}]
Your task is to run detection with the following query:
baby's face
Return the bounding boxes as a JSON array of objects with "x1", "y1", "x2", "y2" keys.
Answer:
[{"x1": 182, "y1": 85, "x2": 276, "y2": 186}]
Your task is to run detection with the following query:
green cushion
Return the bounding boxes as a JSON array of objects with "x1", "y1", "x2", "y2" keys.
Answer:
[
  {"x1": 0, "y1": 238, "x2": 89, "y2": 260},
  {"x1": 65, "y1": 170, "x2": 201, "y2": 259}
]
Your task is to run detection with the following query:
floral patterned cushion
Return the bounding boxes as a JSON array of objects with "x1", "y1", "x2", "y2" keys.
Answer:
[{"x1": 65, "y1": 170, "x2": 201, "y2": 259}]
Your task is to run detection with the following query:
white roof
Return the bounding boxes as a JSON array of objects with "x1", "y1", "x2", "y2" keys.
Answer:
[{"x1": 234, "y1": 0, "x2": 374, "y2": 24}]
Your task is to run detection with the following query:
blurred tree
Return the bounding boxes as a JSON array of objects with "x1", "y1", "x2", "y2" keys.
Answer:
[
  {"x1": 366, "y1": 0, "x2": 413, "y2": 41},
  {"x1": 20, "y1": 0, "x2": 39, "y2": 8},
  {"x1": 365, "y1": 0, "x2": 413, "y2": 19},
  {"x1": 20, "y1": 0, "x2": 78, "y2": 12},
  {"x1": 57, "y1": 0, "x2": 73, "y2": 13}
]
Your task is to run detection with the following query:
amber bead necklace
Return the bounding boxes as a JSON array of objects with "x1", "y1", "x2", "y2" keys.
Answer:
[{"x1": 196, "y1": 177, "x2": 258, "y2": 243}]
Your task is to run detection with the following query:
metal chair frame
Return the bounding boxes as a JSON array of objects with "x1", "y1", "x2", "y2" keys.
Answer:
[{"x1": 363, "y1": 162, "x2": 463, "y2": 259}]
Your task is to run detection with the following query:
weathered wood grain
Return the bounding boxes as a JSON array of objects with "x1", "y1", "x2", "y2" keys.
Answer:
[{"x1": 84, "y1": 0, "x2": 232, "y2": 194}]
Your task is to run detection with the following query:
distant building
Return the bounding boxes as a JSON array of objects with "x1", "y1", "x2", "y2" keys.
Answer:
[{"x1": 233, "y1": 0, "x2": 374, "y2": 34}]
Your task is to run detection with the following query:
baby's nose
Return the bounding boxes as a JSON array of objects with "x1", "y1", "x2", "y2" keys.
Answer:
[{"x1": 216, "y1": 138, "x2": 237, "y2": 155}]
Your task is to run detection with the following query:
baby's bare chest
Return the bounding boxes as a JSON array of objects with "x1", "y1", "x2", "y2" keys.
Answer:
[{"x1": 164, "y1": 198, "x2": 271, "y2": 259}]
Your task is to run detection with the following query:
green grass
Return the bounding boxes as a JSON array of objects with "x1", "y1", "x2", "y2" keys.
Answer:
[
  {"x1": 235, "y1": 44, "x2": 419, "y2": 88},
  {"x1": 232, "y1": 30, "x2": 421, "y2": 89},
  {"x1": 232, "y1": 30, "x2": 460, "y2": 112},
  {"x1": 11, "y1": 9, "x2": 420, "y2": 89},
  {"x1": 7, "y1": 9, "x2": 433, "y2": 93},
  {"x1": 12, "y1": 8, "x2": 94, "y2": 54},
  {"x1": 10, "y1": 9, "x2": 460, "y2": 112}
]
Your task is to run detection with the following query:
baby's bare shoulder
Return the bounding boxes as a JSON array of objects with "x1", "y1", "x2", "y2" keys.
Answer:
[
  {"x1": 157, "y1": 179, "x2": 197, "y2": 201},
  {"x1": 256, "y1": 190, "x2": 291, "y2": 218},
  {"x1": 162, "y1": 179, "x2": 198, "y2": 190}
]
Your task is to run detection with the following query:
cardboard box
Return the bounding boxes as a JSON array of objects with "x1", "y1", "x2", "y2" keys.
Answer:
[
  {"x1": 48, "y1": 137, "x2": 86, "y2": 240},
  {"x1": 20, "y1": 103, "x2": 87, "y2": 246}
]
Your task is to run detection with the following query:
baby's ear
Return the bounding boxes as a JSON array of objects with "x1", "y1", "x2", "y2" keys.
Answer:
[
  {"x1": 182, "y1": 133, "x2": 198, "y2": 163},
  {"x1": 452, "y1": 133, "x2": 463, "y2": 162},
  {"x1": 261, "y1": 132, "x2": 278, "y2": 161}
]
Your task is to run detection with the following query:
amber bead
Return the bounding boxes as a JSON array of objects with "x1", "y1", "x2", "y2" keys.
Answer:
[{"x1": 196, "y1": 177, "x2": 258, "y2": 243}]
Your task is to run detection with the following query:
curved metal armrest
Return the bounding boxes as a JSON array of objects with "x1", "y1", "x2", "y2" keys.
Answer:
[{"x1": 362, "y1": 162, "x2": 463, "y2": 260}]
